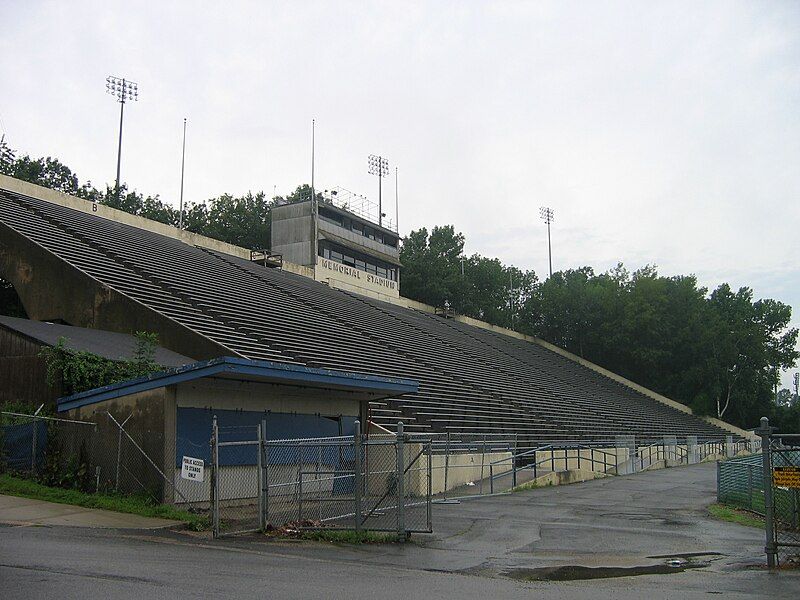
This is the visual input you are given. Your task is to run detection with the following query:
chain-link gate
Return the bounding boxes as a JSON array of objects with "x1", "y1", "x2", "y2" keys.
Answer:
[
  {"x1": 769, "y1": 441, "x2": 800, "y2": 565},
  {"x1": 211, "y1": 420, "x2": 432, "y2": 539}
]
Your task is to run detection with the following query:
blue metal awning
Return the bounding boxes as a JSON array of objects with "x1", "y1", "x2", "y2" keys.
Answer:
[{"x1": 57, "y1": 356, "x2": 418, "y2": 412}]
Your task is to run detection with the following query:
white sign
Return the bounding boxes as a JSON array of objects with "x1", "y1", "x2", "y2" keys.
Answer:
[
  {"x1": 181, "y1": 456, "x2": 204, "y2": 482},
  {"x1": 315, "y1": 257, "x2": 399, "y2": 296}
]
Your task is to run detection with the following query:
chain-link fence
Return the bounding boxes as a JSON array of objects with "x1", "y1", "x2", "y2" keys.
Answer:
[
  {"x1": 718, "y1": 418, "x2": 800, "y2": 568},
  {"x1": 718, "y1": 453, "x2": 767, "y2": 513},
  {"x1": 211, "y1": 420, "x2": 432, "y2": 539},
  {"x1": 0, "y1": 410, "x2": 209, "y2": 512},
  {"x1": 770, "y1": 445, "x2": 800, "y2": 565}
]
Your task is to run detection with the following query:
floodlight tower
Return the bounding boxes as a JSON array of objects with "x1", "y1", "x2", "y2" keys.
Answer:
[
  {"x1": 539, "y1": 206, "x2": 554, "y2": 277},
  {"x1": 106, "y1": 76, "x2": 139, "y2": 201},
  {"x1": 794, "y1": 372, "x2": 799, "y2": 405},
  {"x1": 368, "y1": 154, "x2": 389, "y2": 227}
]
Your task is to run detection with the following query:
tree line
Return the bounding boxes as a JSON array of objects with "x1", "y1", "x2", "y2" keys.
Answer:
[{"x1": 1, "y1": 151, "x2": 798, "y2": 431}]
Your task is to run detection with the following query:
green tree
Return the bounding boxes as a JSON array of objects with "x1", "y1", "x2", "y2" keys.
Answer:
[
  {"x1": 399, "y1": 226, "x2": 465, "y2": 308},
  {"x1": 0, "y1": 153, "x2": 102, "y2": 201}
]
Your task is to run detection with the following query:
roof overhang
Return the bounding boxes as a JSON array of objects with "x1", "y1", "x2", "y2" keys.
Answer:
[
  {"x1": 58, "y1": 356, "x2": 418, "y2": 412},
  {"x1": 319, "y1": 229, "x2": 403, "y2": 267}
]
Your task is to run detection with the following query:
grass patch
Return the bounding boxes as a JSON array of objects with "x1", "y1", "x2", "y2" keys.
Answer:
[
  {"x1": 511, "y1": 480, "x2": 539, "y2": 493},
  {"x1": 708, "y1": 503, "x2": 764, "y2": 529},
  {"x1": 0, "y1": 473, "x2": 208, "y2": 530},
  {"x1": 294, "y1": 529, "x2": 403, "y2": 544}
]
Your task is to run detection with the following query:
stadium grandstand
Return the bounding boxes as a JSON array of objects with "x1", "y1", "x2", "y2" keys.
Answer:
[{"x1": 0, "y1": 174, "x2": 748, "y2": 447}]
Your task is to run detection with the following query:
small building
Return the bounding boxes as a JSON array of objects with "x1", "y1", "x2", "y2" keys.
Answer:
[
  {"x1": 270, "y1": 195, "x2": 402, "y2": 300},
  {"x1": 57, "y1": 356, "x2": 418, "y2": 502}
]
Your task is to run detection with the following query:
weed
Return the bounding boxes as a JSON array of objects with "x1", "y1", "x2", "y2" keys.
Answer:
[{"x1": 0, "y1": 473, "x2": 209, "y2": 530}]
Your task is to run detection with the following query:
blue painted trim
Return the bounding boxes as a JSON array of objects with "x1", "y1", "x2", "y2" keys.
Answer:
[{"x1": 57, "y1": 356, "x2": 418, "y2": 413}]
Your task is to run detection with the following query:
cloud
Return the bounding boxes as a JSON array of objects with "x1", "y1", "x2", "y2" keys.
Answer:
[{"x1": 1, "y1": 1, "x2": 798, "y2": 383}]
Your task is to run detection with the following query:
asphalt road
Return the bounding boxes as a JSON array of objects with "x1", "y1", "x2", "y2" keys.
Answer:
[{"x1": 2, "y1": 462, "x2": 798, "y2": 599}]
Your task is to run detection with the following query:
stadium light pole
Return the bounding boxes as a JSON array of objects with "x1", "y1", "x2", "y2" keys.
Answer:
[
  {"x1": 794, "y1": 372, "x2": 799, "y2": 405},
  {"x1": 368, "y1": 154, "x2": 389, "y2": 227},
  {"x1": 106, "y1": 76, "x2": 138, "y2": 202},
  {"x1": 539, "y1": 206, "x2": 554, "y2": 278}
]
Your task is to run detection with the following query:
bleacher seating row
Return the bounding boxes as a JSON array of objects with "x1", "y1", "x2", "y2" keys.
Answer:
[{"x1": 0, "y1": 188, "x2": 733, "y2": 445}]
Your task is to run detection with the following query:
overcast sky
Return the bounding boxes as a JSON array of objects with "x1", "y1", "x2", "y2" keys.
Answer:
[{"x1": 1, "y1": 1, "x2": 799, "y2": 385}]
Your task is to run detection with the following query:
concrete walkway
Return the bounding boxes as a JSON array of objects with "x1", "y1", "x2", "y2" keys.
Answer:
[{"x1": 0, "y1": 494, "x2": 183, "y2": 529}]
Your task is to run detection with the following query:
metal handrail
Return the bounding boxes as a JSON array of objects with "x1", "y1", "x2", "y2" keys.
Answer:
[{"x1": 487, "y1": 443, "x2": 620, "y2": 493}]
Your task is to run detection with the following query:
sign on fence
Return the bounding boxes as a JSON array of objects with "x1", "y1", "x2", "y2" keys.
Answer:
[
  {"x1": 772, "y1": 466, "x2": 800, "y2": 489},
  {"x1": 181, "y1": 456, "x2": 205, "y2": 482}
]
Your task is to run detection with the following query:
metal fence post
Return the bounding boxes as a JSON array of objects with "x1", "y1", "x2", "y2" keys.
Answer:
[
  {"x1": 396, "y1": 422, "x2": 405, "y2": 539},
  {"x1": 512, "y1": 436, "x2": 518, "y2": 488},
  {"x1": 426, "y1": 442, "x2": 432, "y2": 532},
  {"x1": 716, "y1": 460, "x2": 721, "y2": 502},
  {"x1": 443, "y1": 432, "x2": 450, "y2": 500},
  {"x1": 755, "y1": 417, "x2": 776, "y2": 568},
  {"x1": 479, "y1": 435, "x2": 486, "y2": 494},
  {"x1": 30, "y1": 418, "x2": 38, "y2": 475},
  {"x1": 115, "y1": 425, "x2": 123, "y2": 492},
  {"x1": 354, "y1": 420, "x2": 362, "y2": 532},
  {"x1": 211, "y1": 416, "x2": 220, "y2": 538},
  {"x1": 257, "y1": 422, "x2": 265, "y2": 531},
  {"x1": 268, "y1": 419, "x2": 269, "y2": 525}
]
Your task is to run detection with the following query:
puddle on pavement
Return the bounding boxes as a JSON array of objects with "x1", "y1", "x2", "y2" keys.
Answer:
[
  {"x1": 504, "y1": 562, "x2": 706, "y2": 582},
  {"x1": 647, "y1": 551, "x2": 723, "y2": 559}
]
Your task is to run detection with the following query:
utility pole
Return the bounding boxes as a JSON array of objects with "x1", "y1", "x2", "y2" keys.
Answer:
[
  {"x1": 794, "y1": 372, "x2": 799, "y2": 405},
  {"x1": 368, "y1": 155, "x2": 389, "y2": 227},
  {"x1": 311, "y1": 119, "x2": 317, "y2": 262},
  {"x1": 178, "y1": 118, "x2": 187, "y2": 230},
  {"x1": 395, "y1": 166, "x2": 399, "y2": 232},
  {"x1": 311, "y1": 119, "x2": 315, "y2": 202},
  {"x1": 509, "y1": 271, "x2": 515, "y2": 331},
  {"x1": 106, "y1": 76, "x2": 138, "y2": 202},
  {"x1": 539, "y1": 206, "x2": 554, "y2": 277}
]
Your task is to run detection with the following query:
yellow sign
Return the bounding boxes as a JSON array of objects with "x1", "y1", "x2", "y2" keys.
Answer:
[{"x1": 773, "y1": 466, "x2": 800, "y2": 489}]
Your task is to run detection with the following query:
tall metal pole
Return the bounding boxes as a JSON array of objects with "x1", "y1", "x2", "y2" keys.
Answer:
[
  {"x1": 178, "y1": 118, "x2": 187, "y2": 230},
  {"x1": 509, "y1": 271, "x2": 515, "y2": 330},
  {"x1": 756, "y1": 417, "x2": 776, "y2": 568},
  {"x1": 311, "y1": 119, "x2": 315, "y2": 201},
  {"x1": 107, "y1": 75, "x2": 138, "y2": 202},
  {"x1": 539, "y1": 207, "x2": 555, "y2": 278},
  {"x1": 115, "y1": 92, "x2": 125, "y2": 201},
  {"x1": 311, "y1": 119, "x2": 317, "y2": 263},
  {"x1": 395, "y1": 166, "x2": 399, "y2": 232}
]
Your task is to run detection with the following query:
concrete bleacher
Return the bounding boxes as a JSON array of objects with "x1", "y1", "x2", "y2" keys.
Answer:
[{"x1": 0, "y1": 186, "x2": 734, "y2": 446}]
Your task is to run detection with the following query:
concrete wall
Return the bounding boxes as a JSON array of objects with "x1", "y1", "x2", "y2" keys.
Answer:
[
  {"x1": 270, "y1": 202, "x2": 314, "y2": 266},
  {"x1": 66, "y1": 388, "x2": 170, "y2": 500},
  {"x1": 424, "y1": 451, "x2": 512, "y2": 495},
  {"x1": 0, "y1": 220, "x2": 234, "y2": 363},
  {"x1": 315, "y1": 257, "x2": 400, "y2": 298},
  {"x1": 0, "y1": 174, "x2": 250, "y2": 259}
]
